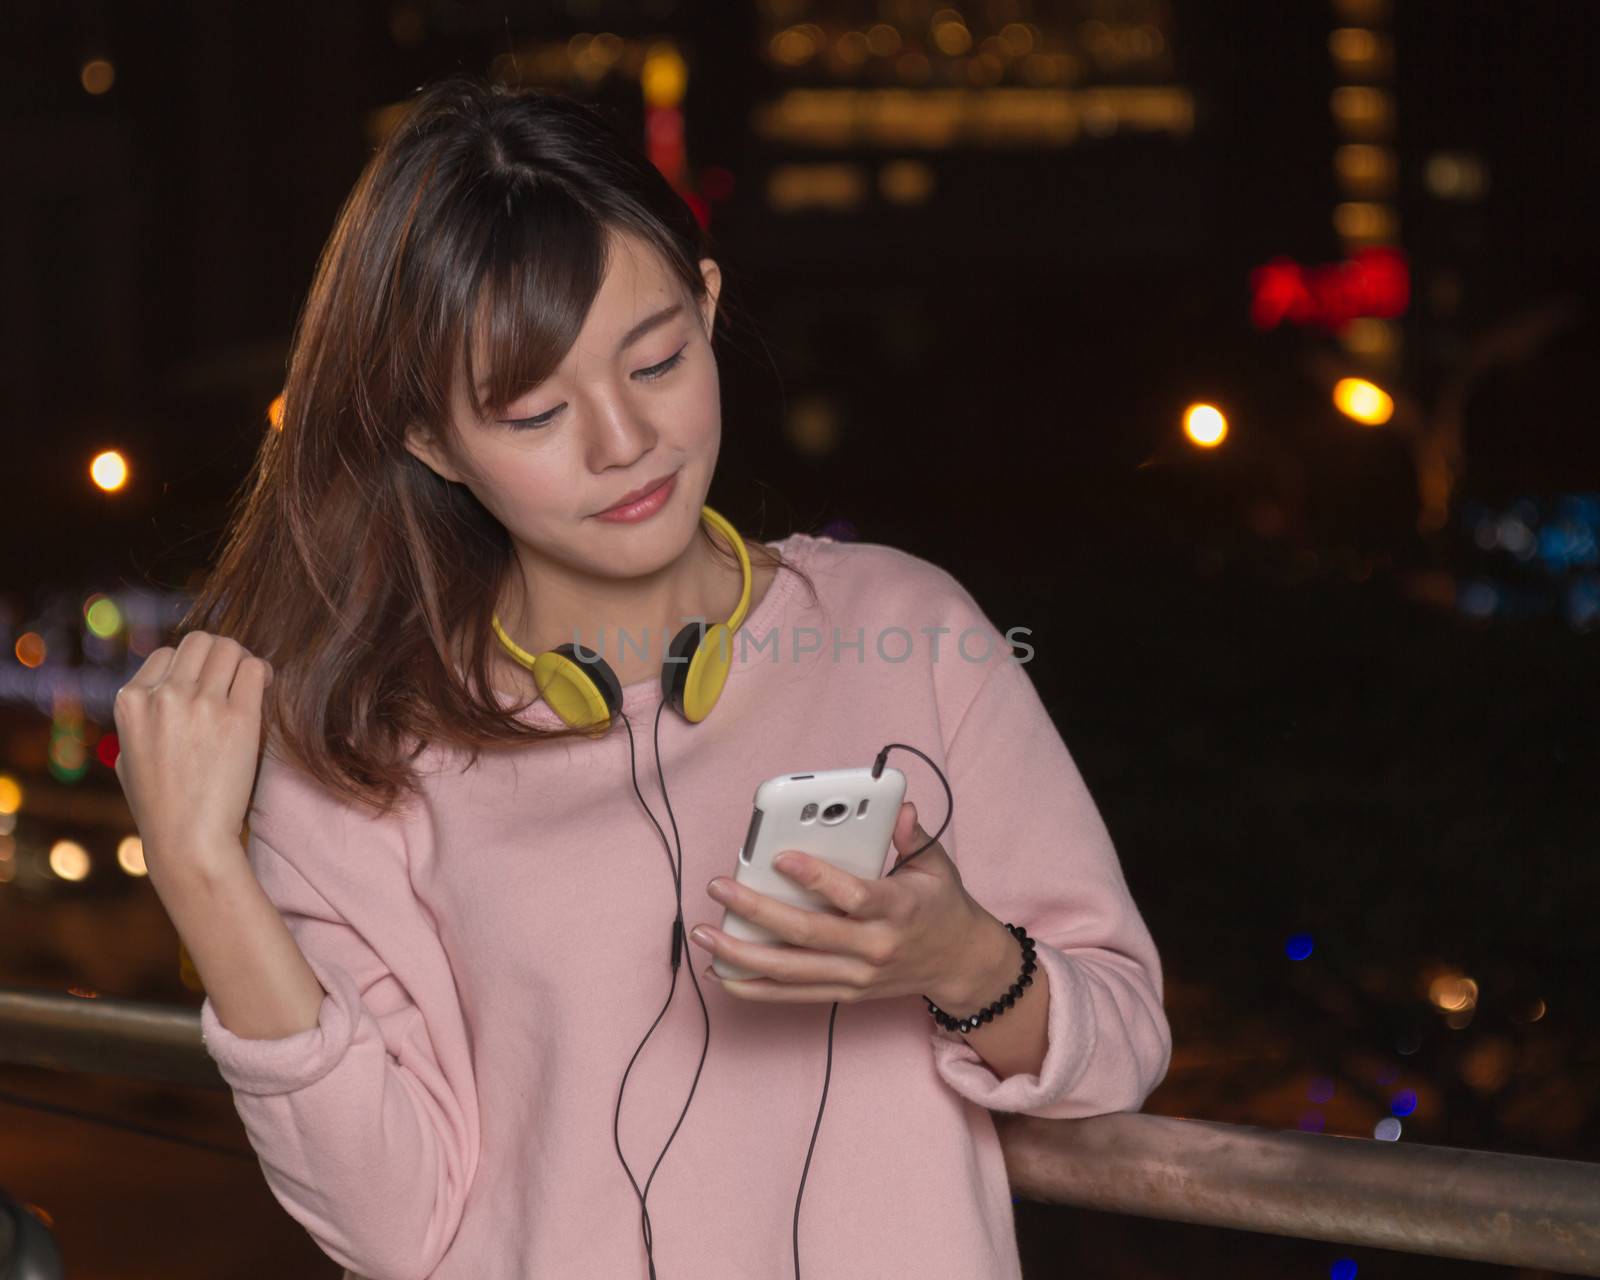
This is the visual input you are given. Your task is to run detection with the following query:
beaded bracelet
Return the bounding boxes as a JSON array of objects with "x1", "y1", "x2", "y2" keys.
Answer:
[{"x1": 924, "y1": 922, "x2": 1037, "y2": 1034}]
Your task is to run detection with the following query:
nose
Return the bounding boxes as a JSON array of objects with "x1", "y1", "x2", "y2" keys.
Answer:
[{"x1": 583, "y1": 389, "x2": 658, "y2": 474}]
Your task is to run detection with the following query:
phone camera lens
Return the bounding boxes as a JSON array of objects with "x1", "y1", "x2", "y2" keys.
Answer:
[{"x1": 821, "y1": 802, "x2": 848, "y2": 822}]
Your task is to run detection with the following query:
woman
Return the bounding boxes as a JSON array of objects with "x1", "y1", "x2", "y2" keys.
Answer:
[{"x1": 112, "y1": 74, "x2": 1171, "y2": 1280}]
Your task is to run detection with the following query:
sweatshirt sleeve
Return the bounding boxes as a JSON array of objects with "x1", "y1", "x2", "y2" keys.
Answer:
[
  {"x1": 197, "y1": 764, "x2": 480, "y2": 1280},
  {"x1": 923, "y1": 627, "x2": 1173, "y2": 1121}
]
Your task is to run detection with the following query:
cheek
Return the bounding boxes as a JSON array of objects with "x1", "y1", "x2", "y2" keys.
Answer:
[
  {"x1": 471, "y1": 452, "x2": 581, "y2": 530},
  {"x1": 681, "y1": 360, "x2": 722, "y2": 446}
]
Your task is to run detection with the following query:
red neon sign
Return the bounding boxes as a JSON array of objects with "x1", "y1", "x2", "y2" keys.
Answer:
[{"x1": 1250, "y1": 246, "x2": 1410, "y2": 332}]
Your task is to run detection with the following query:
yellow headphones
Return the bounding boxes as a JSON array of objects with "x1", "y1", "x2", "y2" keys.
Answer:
[{"x1": 489, "y1": 504, "x2": 752, "y2": 731}]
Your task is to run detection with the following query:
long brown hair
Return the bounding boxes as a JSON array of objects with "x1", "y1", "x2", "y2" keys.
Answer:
[{"x1": 179, "y1": 74, "x2": 816, "y2": 818}]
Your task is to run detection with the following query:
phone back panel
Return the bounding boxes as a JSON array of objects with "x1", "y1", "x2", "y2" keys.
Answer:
[{"x1": 712, "y1": 766, "x2": 906, "y2": 981}]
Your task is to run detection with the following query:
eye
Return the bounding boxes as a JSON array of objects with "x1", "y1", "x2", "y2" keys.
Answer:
[
  {"x1": 502, "y1": 345, "x2": 689, "y2": 431},
  {"x1": 636, "y1": 346, "x2": 688, "y2": 382}
]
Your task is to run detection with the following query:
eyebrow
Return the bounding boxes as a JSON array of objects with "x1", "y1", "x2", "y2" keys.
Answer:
[{"x1": 475, "y1": 302, "x2": 684, "y2": 401}]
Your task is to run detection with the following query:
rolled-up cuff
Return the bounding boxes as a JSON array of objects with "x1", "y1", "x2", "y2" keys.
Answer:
[
  {"x1": 928, "y1": 941, "x2": 1097, "y2": 1115},
  {"x1": 199, "y1": 952, "x2": 361, "y2": 1097}
]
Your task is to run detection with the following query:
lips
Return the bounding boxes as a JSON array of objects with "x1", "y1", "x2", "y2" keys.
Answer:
[{"x1": 596, "y1": 470, "x2": 678, "y2": 516}]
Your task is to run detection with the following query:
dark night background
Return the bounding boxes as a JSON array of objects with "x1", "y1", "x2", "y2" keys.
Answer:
[{"x1": 1, "y1": 2, "x2": 1596, "y2": 1277}]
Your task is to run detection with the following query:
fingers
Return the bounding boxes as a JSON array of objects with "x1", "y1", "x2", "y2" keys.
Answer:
[
  {"x1": 228, "y1": 653, "x2": 274, "y2": 707},
  {"x1": 696, "y1": 929, "x2": 879, "y2": 994},
  {"x1": 711, "y1": 979, "x2": 868, "y2": 1004},
  {"x1": 121, "y1": 645, "x2": 178, "y2": 692},
  {"x1": 891, "y1": 801, "x2": 921, "y2": 851},
  {"x1": 891, "y1": 802, "x2": 937, "y2": 868},
  {"x1": 775, "y1": 851, "x2": 880, "y2": 918},
  {"x1": 166, "y1": 630, "x2": 217, "y2": 685},
  {"x1": 116, "y1": 632, "x2": 273, "y2": 707},
  {"x1": 195, "y1": 633, "x2": 254, "y2": 701}
]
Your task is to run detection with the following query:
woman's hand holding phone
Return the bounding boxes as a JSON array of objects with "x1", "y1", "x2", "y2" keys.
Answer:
[{"x1": 687, "y1": 801, "x2": 1005, "y2": 1012}]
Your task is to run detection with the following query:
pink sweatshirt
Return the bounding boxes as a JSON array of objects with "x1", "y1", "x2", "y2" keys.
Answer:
[{"x1": 199, "y1": 531, "x2": 1171, "y2": 1280}]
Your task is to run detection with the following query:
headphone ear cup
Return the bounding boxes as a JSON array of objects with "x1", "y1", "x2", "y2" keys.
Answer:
[
  {"x1": 668, "y1": 621, "x2": 735, "y2": 723},
  {"x1": 661, "y1": 623, "x2": 704, "y2": 717},
  {"x1": 536, "y1": 643, "x2": 622, "y2": 729}
]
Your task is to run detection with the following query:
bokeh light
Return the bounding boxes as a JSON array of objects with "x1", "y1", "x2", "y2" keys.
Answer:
[
  {"x1": 84, "y1": 594, "x2": 123, "y2": 638},
  {"x1": 90, "y1": 450, "x2": 129, "y2": 491},
  {"x1": 117, "y1": 835, "x2": 147, "y2": 876},
  {"x1": 15, "y1": 632, "x2": 46, "y2": 667},
  {"x1": 48, "y1": 839, "x2": 91, "y2": 882},
  {"x1": 1428, "y1": 972, "x2": 1478, "y2": 1012},
  {"x1": 1333, "y1": 377, "x2": 1394, "y2": 425},
  {"x1": 1183, "y1": 402, "x2": 1227, "y2": 447},
  {"x1": 80, "y1": 58, "x2": 115, "y2": 95}
]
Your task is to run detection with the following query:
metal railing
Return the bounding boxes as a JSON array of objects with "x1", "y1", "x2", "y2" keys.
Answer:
[{"x1": 3, "y1": 984, "x2": 1599, "y2": 1277}]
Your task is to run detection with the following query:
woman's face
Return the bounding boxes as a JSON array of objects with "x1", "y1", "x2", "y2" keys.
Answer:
[{"x1": 406, "y1": 228, "x2": 723, "y2": 585}]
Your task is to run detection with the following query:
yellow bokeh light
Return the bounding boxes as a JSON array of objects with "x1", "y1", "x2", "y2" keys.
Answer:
[
  {"x1": 91, "y1": 450, "x2": 129, "y2": 491},
  {"x1": 81, "y1": 59, "x2": 115, "y2": 95},
  {"x1": 1334, "y1": 144, "x2": 1397, "y2": 196},
  {"x1": 1333, "y1": 377, "x2": 1394, "y2": 425},
  {"x1": 0, "y1": 774, "x2": 22, "y2": 815},
  {"x1": 267, "y1": 393, "x2": 286, "y2": 430},
  {"x1": 932, "y1": 17, "x2": 972, "y2": 57},
  {"x1": 866, "y1": 24, "x2": 901, "y2": 57},
  {"x1": 49, "y1": 840, "x2": 92, "y2": 882},
  {"x1": 85, "y1": 594, "x2": 124, "y2": 638},
  {"x1": 1333, "y1": 200, "x2": 1399, "y2": 244},
  {"x1": 771, "y1": 28, "x2": 816, "y2": 66},
  {"x1": 998, "y1": 22, "x2": 1035, "y2": 56},
  {"x1": 117, "y1": 835, "x2": 148, "y2": 877},
  {"x1": 641, "y1": 43, "x2": 687, "y2": 108},
  {"x1": 1183, "y1": 403, "x2": 1228, "y2": 447},
  {"x1": 1330, "y1": 86, "x2": 1393, "y2": 137}
]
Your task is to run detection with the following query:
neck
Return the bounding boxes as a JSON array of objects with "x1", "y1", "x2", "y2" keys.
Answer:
[{"x1": 494, "y1": 524, "x2": 734, "y2": 681}]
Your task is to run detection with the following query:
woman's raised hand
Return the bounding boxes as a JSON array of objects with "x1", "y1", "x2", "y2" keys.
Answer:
[{"x1": 113, "y1": 630, "x2": 275, "y2": 883}]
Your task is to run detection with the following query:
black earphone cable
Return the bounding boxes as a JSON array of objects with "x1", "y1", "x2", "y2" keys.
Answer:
[
  {"x1": 611, "y1": 718, "x2": 955, "y2": 1280},
  {"x1": 786, "y1": 742, "x2": 954, "y2": 1278},
  {"x1": 612, "y1": 700, "x2": 713, "y2": 1279}
]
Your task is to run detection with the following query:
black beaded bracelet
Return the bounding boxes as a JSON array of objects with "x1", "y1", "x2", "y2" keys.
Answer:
[{"x1": 924, "y1": 922, "x2": 1037, "y2": 1035}]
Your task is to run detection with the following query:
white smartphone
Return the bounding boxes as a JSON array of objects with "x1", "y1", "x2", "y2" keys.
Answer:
[{"x1": 711, "y1": 766, "x2": 908, "y2": 981}]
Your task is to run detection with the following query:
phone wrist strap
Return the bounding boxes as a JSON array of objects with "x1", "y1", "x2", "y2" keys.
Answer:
[{"x1": 923, "y1": 922, "x2": 1037, "y2": 1034}]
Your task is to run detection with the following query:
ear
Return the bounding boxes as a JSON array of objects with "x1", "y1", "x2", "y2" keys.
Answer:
[
  {"x1": 696, "y1": 257, "x2": 722, "y2": 341},
  {"x1": 403, "y1": 424, "x2": 465, "y2": 485}
]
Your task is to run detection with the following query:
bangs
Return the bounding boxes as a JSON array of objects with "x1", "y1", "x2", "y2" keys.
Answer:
[{"x1": 454, "y1": 178, "x2": 610, "y2": 423}]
